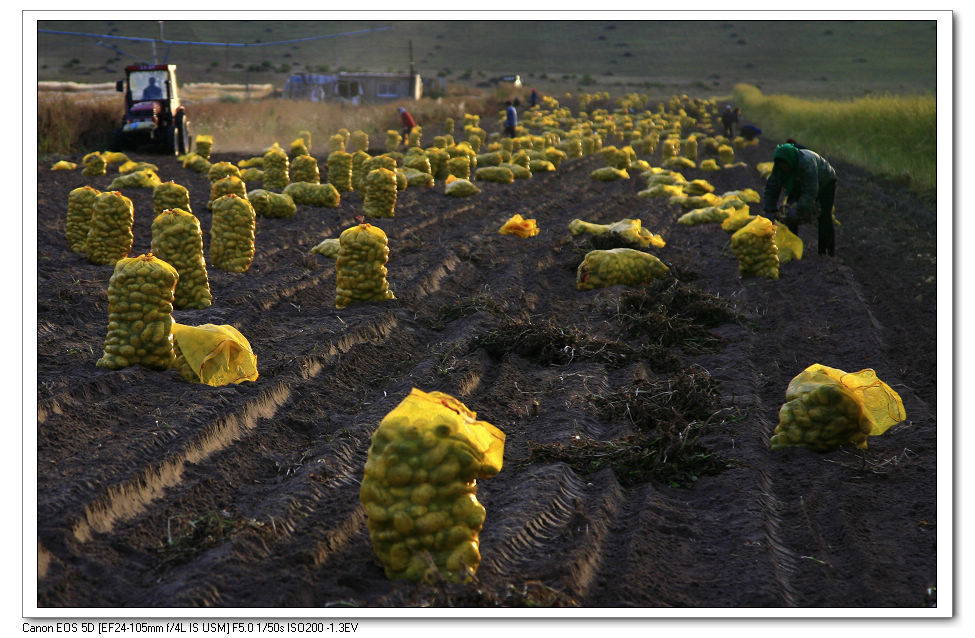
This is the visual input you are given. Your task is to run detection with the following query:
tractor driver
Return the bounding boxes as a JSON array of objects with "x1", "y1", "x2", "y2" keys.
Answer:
[{"x1": 142, "y1": 76, "x2": 163, "y2": 100}]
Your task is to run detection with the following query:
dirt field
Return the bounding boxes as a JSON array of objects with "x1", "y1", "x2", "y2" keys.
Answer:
[{"x1": 34, "y1": 111, "x2": 938, "y2": 609}]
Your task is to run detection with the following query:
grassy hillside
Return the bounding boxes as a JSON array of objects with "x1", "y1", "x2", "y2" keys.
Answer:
[
  {"x1": 36, "y1": 19, "x2": 937, "y2": 99},
  {"x1": 734, "y1": 84, "x2": 936, "y2": 190}
]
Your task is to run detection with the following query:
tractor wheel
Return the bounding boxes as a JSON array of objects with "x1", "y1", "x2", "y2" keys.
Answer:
[
  {"x1": 165, "y1": 125, "x2": 179, "y2": 157},
  {"x1": 177, "y1": 121, "x2": 190, "y2": 156}
]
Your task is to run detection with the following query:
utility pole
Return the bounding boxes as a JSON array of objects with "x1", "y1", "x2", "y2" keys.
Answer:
[{"x1": 152, "y1": 21, "x2": 164, "y2": 64}]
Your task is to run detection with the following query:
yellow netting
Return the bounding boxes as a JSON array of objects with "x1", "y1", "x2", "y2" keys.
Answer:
[
  {"x1": 771, "y1": 364, "x2": 906, "y2": 451},
  {"x1": 499, "y1": 214, "x2": 539, "y2": 238},
  {"x1": 172, "y1": 323, "x2": 259, "y2": 386},
  {"x1": 360, "y1": 388, "x2": 505, "y2": 582}
]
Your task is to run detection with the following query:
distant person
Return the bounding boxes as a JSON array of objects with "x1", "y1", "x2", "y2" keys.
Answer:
[
  {"x1": 720, "y1": 105, "x2": 738, "y2": 137},
  {"x1": 741, "y1": 123, "x2": 762, "y2": 141},
  {"x1": 142, "y1": 76, "x2": 163, "y2": 100},
  {"x1": 398, "y1": 107, "x2": 416, "y2": 139},
  {"x1": 762, "y1": 142, "x2": 838, "y2": 256},
  {"x1": 504, "y1": 101, "x2": 518, "y2": 138},
  {"x1": 529, "y1": 88, "x2": 538, "y2": 107}
]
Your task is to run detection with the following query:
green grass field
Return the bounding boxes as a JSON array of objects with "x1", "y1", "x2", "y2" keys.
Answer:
[{"x1": 36, "y1": 19, "x2": 937, "y2": 99}]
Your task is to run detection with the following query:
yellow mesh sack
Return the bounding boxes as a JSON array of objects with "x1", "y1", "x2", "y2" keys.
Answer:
[
  {"x1": 262, "y1": 147, "x2": 290, "y2": 192},
  {"x1": 500, "y1": 163, "x2": 531, "y2": 180},
  {"x1": 248, "y1": 189, "x2": 298, "y2": 218},
  {"x1": 350, "y1": 130, "x2": 369, "y2": 152},
  {"x1": 150, "y1": 209, "x2": 212, "y2": 310},
  {"x1": 445, "y1": 178, "x2": 480, "y2": 197},
  {"x1": 208, "y1": 162, "x2": 241, "y2": 182},
  {"x1": 774, "y1": 221, "x2": 804, "y2": 263},
  {"x1": 360, "y1": 388, "x2": 505, "y2": 582},
  {"x1": 700, "y1": 158, "x2": 720, "y2": 171},
  {"x1": 81, "y1": 152, "x2": 106, "y2": 176},
  {"x1": 447, "y1": 156, "x2": 473, "y2": 180},
  {"x1": 577, "y1": 248, "x2": 669, "y2": 290},
  {"x1": 402, "y1": 167, "x2": 435, "y2": 188},
  {"x1": 335, "y1": 223, "x2": 395, "y2": 309},
  {"x1": 292, "y1": 155, "x2": 322, "y2": 184},
  {"x1": 117, "y1": 161, "x2": 158, "y2": 175},
  {"x1": 51, "y1": 160, "x2": 77, "y2": 170},
  {"x1": 721, "y1": 208, "x2": 756, "y2": 233},
  {"x1": 210, "y1": 195, "x2": 256, "y2": 273},
  {"x1": 638, "y1": 184, "x2": 685, "y2": 199},
  {"x1": 499, "y1": 214, "x2": 539, "y2": 238},
  {"x1": 283, "y1": 182, "x2": 341, "y2": 208},
  {"x1": 153, "y1": 181, "x2": 192, "y2": 215},
  {"x1": 195, "y1": 135, "x2": 213, "y2": 160},
  {"x1": 362, "y1": 168, "x2": 398, "y2": 218},
  {"x1": 289, "y1": 137, "x2": 310, "y2": 158},
  {"x1": 757, "y1": 161, "x2": 774, "y2": 179},
  {"x1": 569, "y1": 218, "x2": 665, "y2": 248},
  {"x1": 645, "y1": 171, "x2": 686, "y2": 186},
  {"x1": 240, "y1": 167, "x2": 264, "y2": 184},
  {"x1": 238, "y1": 156, "x2": 264, "y2": 169},
  {"x1": 718, "y1": 144, "x2": 735, "y2": 165},
  {"x1": 730, "y1": 216, "x2": 779, "y2": 279},
  {"x1": 426, "y1": 147, "x2": 450, "y2": 180},
  {"x1": 672, "y1": 193, "x2": 722, "y2": 210},
  {"x1": 682, "y1": 179, "x2": 715, "y2": 196},
  {"x1": 66, "y1": 186, "x2": 100, "y2": 254},
  {"x1": 108, "y1": 169, "x2": 161, "y2": 190},
  {"x1": 352, "y1": 150, "x2": 372, "y2": 191},
  {"x1": 208, "y1": 175, "x2": 247, "y2": 210},
  {"x1": 327, "y1": 150, "x2": 354, "y2": 192},
  {"x1": 96, "y1": 254, "x2": 178, "y2": 371},
  {"x1": 310, "y1": 238, "x2": 340, "y2": 258},
  {"x1": 591, "y1": 167, "x2": 629, "y2": 181},
  {"x1": 662, "y1": 156, "x2": 696, "y2": 171},
  {"x1": 771, "y1": 364, "x2": 906, "y2": 451},
  {"x1": 101, "y1": 151, "x2": 130, "y2": 166},
  {"x1": 404, "y1": 149, "x2": 432, "y2": 175},
  {"x1": 172, "y1": 323, "x2": 259, "y2": 386},
  {"x1": 723, "y1": 188, "x2": 761, "y2": 204},
  {"x1": 181, "y1": 152, "x2": 212, "y2": 174},
  {"x1": 86, "y1": 191, "x2": 134, "y2": 266},
  {"x1": 677, "y1": 206, "x2": 729, "y2": 226}
]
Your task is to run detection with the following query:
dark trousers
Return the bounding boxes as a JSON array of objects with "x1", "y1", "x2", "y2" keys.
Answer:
[
  {"x1": 783, "y1": 179, "x2": 837, "y2": 256},
  {"x1": 818, "y1": 179, "x2": 837, "y2": 256},
  {"x1": 504, "y1": 125, "x2": 516, "y2": 138}
]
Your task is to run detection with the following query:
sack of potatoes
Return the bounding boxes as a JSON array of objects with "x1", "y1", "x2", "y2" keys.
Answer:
[
  {"x1": 359, "y1": 388, "x2": 505, "y2": 582},
  {"x1": 576, "y1": 248, "x2": 669, "y2": 290}
]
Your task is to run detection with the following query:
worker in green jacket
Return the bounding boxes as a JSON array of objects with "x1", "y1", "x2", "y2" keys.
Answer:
[{"x1": 762, "y1": 142, "x2": 838, "y2": 256}]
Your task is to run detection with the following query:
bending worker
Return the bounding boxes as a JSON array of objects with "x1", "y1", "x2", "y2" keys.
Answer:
[
  {"x1": 762, "y1": 142, "x2": 838, "y2": 256},
  {"x1": 398, "y1": 107, "x2": 417, "y2": 139}
]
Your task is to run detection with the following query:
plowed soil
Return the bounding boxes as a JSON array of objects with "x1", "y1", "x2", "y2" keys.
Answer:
[{"x1": 35, "y1": 114, "x2": 938, "y2": 609}]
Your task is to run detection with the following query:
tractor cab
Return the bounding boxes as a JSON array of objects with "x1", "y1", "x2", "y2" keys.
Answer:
[{"x1": 112, "y1": 64, "x2": 190, "y2": 155}]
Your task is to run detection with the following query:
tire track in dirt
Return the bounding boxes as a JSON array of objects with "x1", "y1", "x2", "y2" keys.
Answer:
[{"x1": 59, "y1": 311, "x2": 399, "y2": 546}]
